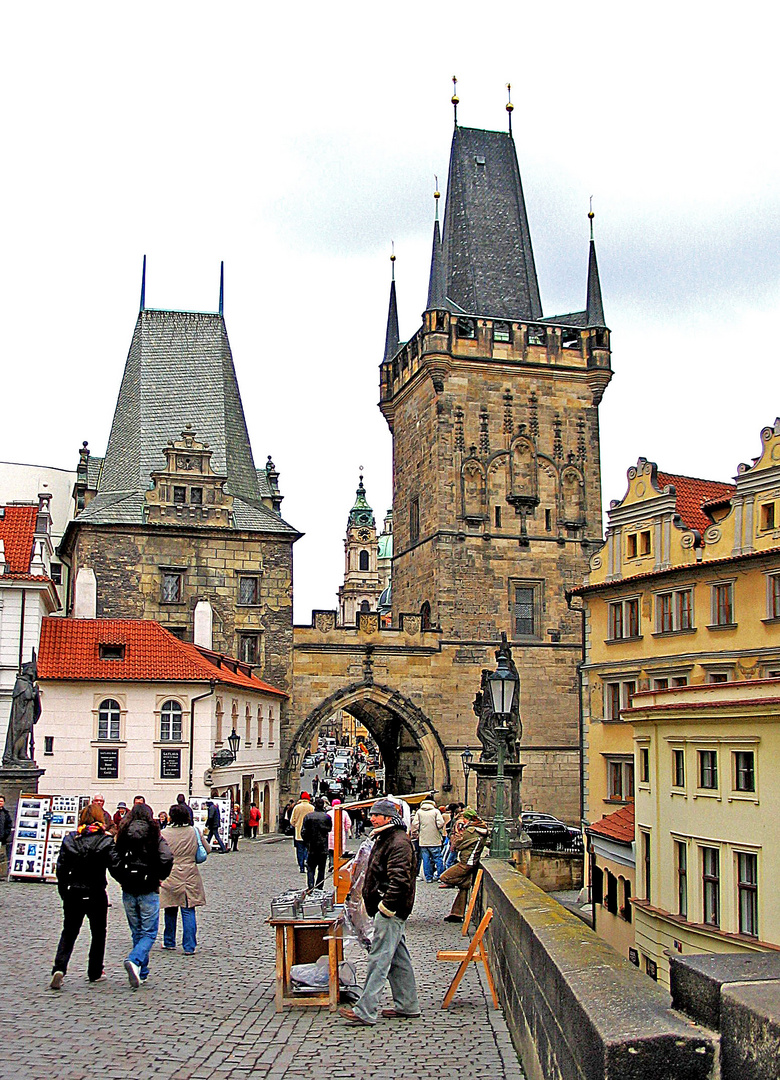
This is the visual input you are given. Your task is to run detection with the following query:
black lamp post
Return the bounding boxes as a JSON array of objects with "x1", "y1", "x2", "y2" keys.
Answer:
[
  {"x1": 487, "y1": 649, "x2": 519, "y2": 860},
  {"x1": 227, "y1": 728, "x2": 241, "y2": 762},
  {"x1": 461, "y1": 747, "x2": 474, "y2": 806}
]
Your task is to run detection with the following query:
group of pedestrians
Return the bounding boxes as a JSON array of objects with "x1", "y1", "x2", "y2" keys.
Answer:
[{"x1": 49, "y1": 793, "x2": 211, "y2": 991}]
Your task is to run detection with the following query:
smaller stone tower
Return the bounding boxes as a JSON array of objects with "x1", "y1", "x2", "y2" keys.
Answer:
[{"x1": 337, "y1": 474, "x2": 382, "y2": 625}]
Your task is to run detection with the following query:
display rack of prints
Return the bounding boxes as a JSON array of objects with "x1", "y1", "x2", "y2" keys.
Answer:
[
  {"x1": 42, "y1": 796, "x2": 83, "y2": 878},
  {"x1": 9, "y1": 793, "x2": 91, "y2": 881},
  {"x1": 10, "y1": 795, "x2": 51, "y2": 879},
  {"x1": 189, "y1": 796, "x2": 230, "y2": 849}
]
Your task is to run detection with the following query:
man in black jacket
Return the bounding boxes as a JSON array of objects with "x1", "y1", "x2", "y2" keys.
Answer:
[
  {"x1": 301, "y1": 797, "x2": 332, "y2": 889},
  {"x1": 339, "y1": 799, "x2": 420, "y2": 1025}
]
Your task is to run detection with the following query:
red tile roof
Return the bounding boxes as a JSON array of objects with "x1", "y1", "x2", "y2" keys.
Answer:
[
  {"x1": 656, "y1": 473, "x2": 735, "y2": 533},
  {"x1": 0, "y1": 505, "x2": 38, "y2": 576},
  {"x1": 38, "y1": 618, "x2": 287, "y2": 696},
  {"x1": 587, "y1": 802, "x2": 634, "y2": 844}
]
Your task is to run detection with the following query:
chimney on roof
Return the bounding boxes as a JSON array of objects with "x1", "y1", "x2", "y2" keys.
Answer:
[
  {"x1": 73, "y1": 567, "x2": 97, "y2": 619},
  {"x1": 193, "y1": 600, "x2": 213, "y2": 650}
]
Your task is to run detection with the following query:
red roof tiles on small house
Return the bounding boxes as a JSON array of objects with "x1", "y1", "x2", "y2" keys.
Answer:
[
  {"x1": 587, "y1": 803, "x2": 634, "y2": 844},
  {"x1": 38, "y1": 618, "x2": 287, "y2": 696},
  {"x1": 656, "y1": 473, "x2": 735, "y2": 533},
  {"x1": 0, "y1": 504, "x2": 39, "y2": 576}
]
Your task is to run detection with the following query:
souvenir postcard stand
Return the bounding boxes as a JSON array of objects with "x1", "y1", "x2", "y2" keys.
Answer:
[
  {"x1": 9, "y1": 793, "x2": 87, "y2": 881},
  {"x1": 190, "y1": 796, "x2": 230, "y2": 848}
]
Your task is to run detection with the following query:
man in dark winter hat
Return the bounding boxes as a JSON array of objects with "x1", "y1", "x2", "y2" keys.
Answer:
[{"x1": 338, "y1": 798, "x2": 420, "y2": 1025}]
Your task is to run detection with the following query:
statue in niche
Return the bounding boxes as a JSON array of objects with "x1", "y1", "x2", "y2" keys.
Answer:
[
  {"x1": 508, "y1": 437, "x2": 539, "y2": 515},
  {"x1": 462, "y1": 459, "x2": 485, "y2": 521},
  {"x1": 473, "y1": 634, "x2": 522, "y2": 763},
  {"x1": 561, "y1": 464, "x2": 585, "y2": 524},
  {"x1": 3, "y1": 657, "x2": 42, "y2": 766}
]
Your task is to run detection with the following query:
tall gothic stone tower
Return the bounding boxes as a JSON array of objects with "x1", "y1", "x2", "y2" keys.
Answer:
[{"x1": 378, "y1": 119, "x2": 612, "y2": 812}]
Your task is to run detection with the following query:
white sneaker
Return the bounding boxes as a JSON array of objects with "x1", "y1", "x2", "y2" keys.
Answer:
[
  {"x1": 124, "y1": 959, "x2": 141, "y2": 989},
  {"x1": 49, "y1": 971, "x2": 64, "y2": 991}
]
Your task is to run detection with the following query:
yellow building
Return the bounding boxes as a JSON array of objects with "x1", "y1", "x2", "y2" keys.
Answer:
[
  {"x1": 629, "y1": 679, "x2": 780, "y2": 987},
  {"x1": 570, "y1": 419, "x2": 780, "y2": 967}
]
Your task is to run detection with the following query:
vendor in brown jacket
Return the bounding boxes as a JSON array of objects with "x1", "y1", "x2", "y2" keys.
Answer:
[
  {"x1": 338, "y1": 798, "x2": 420, "y2": 1026},
  {"x1": 439, "y1": 807, "x2": 489, "y2": 922}
]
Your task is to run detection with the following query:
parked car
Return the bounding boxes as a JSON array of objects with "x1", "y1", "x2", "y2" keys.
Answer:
[
  {"x1": 521, "y1": 812, "x2": 583, "y2": 853},
  {"x1": 302, "y1": 754, "x2": 316, "y2": 770}
]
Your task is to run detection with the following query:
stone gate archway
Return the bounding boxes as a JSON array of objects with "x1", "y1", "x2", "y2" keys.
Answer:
[{"x1": 284, "y1": 680, "x2": 450, "y2": 796}]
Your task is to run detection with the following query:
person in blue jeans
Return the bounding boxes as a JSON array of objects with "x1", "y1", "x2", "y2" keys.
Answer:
[
  {"x1": 111, "y1": 803, "x2": 173, "y2": 988},
  {"x1": 159, "y1": 802, "x2": 209, "y2": 953}
]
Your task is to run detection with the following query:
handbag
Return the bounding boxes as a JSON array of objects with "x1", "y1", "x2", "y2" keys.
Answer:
[{"x1": 195, "y1": 828, "x2": 208, "y2": 864}]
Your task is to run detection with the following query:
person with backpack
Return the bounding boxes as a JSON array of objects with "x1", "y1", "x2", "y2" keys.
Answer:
[
  {"x1": 111, "y1": 803, "x2": 173, "y2": 988},
  {"x1": 49, "y1": 801, "x2": 120, "y2": 990},
  {"x1": 204, "y1": 800, "x2": 226, "y2": 852}
]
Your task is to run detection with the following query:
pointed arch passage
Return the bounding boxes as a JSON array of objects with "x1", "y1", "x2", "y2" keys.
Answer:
[{"x1": 284, "y1": 681, "x2": 450, "y2": 796}]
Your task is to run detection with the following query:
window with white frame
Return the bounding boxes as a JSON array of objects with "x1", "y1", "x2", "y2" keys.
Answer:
[
  {"x1": 607, "y1": 597, "x2": 640, "y2": 640},
  {"x1": 737, "y1": 851, "x2": 758, "y2": 937},
  {"x1": 655, "y1": 587, "x2": 693, "y2": 633},
  {"x1": 766, "y1": 573, "x2": 780, "y2": 620},
  {"x1": 710, "y1": 581, "x2": 735, "y2": 627},
  {"x1": 605, "y1": 755, "x2": 634, "y2": 801},
  {"x1": 160, "y1": 700, "x2": 183, "y2": 741},
  {"x1": 702, "y1": 846, "x2": 720, "y2": 927},
  {"x1": 97, "y1": 698, "x2": 121, "y2": 741},
  {"x1": 698, "y1": 748, "x2": 719, "y2": 791},
  {"x1": 603, "y1": 678, "x2": 636, "y2": 721},
  {"x1": 733, "y1": 749, "x2": 756, "y2": 794}
]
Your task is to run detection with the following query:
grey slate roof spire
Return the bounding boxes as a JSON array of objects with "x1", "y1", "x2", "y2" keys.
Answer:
[
  {"x1": 383, "y1": 253, "x2": 400, "y2": 362},
  {"x1": 586, "y1": 210, "x2": 606, "y2": 327},
  {"x1": 440, "y1": 125, "x2": 542, "y2": 321},
  {"x1": 75, "y1": 306, "x2": 298, "y2": 537},
  {"x1": 426, "y1": 211, "x2": 446, "y2": 311}
]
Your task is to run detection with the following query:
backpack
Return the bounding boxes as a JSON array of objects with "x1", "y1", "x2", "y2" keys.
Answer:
[{"x1": 118, "y1": 838, "x2": 153, "y2": 892}]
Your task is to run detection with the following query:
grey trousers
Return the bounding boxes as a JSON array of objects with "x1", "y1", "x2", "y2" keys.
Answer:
[{"x1": 353, "y1": 912, "x2": 420, "y2": 1023}]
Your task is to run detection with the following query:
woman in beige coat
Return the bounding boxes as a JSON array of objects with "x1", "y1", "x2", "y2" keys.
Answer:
[{"x1": 160, "y1": 803, "x2": 208, "y2": 953}]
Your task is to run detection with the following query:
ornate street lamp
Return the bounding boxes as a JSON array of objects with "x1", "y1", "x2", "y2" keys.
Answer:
[
  {"x1": 227, "y1": 728, "x2": 241, "y2": 762},
  {"x1": 461, "y1": 747, "x2": 474, "y2": 806},
  {"x1": 487, "y1": 649, "x2": 519, "y2": 861}
]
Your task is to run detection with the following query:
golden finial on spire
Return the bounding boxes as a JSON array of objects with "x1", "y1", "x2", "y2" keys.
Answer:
[
  {"x1": 452, "y1": 76, "x2": 459, "y2": 125},
  {"x1": 588, "y1": 196, "x2": 595, "y2": 240},
  {"x1": 434, "y1": 174, "x2": 440, "y2": 221},
  {"x1": 390, "y1": 241, "x2": 396, "y2": 280},
  {"x1": 506, "y1": 83, "x2": 514, "y2": 136}
]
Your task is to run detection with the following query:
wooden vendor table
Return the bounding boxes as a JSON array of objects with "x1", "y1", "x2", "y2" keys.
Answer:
[{"x1": 269, "y1": 916, "x2": 343, "y2": 1012}]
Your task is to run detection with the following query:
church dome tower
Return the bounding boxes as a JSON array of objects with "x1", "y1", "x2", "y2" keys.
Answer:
[{"x1": 337, "y1": 473, "x2": 382, "y2": 625}]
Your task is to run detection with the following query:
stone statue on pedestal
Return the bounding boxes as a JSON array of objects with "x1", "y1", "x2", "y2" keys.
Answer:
[
  {"x1": 3, "y1": 658, "x2": 42, "y2": 766},
  {"x1": 474, "y1": 633, "x2": 522, "y2": 763}
]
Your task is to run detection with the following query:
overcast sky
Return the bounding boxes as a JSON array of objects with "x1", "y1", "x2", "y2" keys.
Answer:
[{"x1": 2, "y1": 2, "x2": 779, "y2": 621}]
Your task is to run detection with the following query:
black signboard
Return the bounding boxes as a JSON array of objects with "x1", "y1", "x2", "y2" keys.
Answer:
[
  {"x1": 97, "y1": 748, "x2": 119, "y2": 779},
  {"x1": 161, "y1": 748, "x2": 181, "y2": 780}
]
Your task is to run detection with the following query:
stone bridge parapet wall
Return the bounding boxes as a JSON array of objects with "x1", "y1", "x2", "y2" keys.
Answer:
[{"x1": 481, "y1": 861, "x2": 717, "y2": 1080}]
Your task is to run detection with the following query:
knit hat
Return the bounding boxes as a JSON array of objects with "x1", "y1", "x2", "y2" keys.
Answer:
[
  {"x1": 369, "y1": 799, "x2": 399, "y2": 817},
  {"x1": 462, "y1": 807, "x2": 479, "y2": 820},
  {"x1": 301, "y1": 792, "x2": 310, "y2": 800}
]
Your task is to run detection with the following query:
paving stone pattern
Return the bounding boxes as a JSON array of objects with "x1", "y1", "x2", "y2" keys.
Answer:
[{"x1": 1, "y1": 837, "x2": 525, "y2": 1080}]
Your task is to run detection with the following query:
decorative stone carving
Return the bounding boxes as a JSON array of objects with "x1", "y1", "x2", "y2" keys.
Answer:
[{"x1": 3, "y1": 659, "x2": 42, "y2": 766}]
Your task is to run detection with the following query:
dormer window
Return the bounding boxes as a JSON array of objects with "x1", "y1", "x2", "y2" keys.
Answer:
[
  {"x1": 99, "y1": 643, "x2": 126, "y2": 661},
  {"x1": 627, "y1": 530, "x2": 651, "y2": 559}
]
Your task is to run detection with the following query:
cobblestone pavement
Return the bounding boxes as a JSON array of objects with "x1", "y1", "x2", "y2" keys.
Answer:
[{"x1": 1, "y1": 836, "x2": 525, "y2": 1080}]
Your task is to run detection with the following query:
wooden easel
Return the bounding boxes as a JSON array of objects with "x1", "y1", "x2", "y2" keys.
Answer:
[
  {"x1": 461, "y1": 867, "x2": 483, "y2": 936},
  {"x1": 437, "y1": 906, "x2": 499, "y2": 1009}
]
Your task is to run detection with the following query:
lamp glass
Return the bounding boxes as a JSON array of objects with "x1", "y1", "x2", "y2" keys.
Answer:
[
  {"x1": 488, "y1": 658, "x2": 517, "y2": 717},
  {"x1": 227, "y1": 728, "x2": 240, "y2": 759}
]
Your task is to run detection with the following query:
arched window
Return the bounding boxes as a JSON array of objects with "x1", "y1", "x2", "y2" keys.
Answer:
[
  {"x1": 215, "y1": 699, "x2": 224, "y2": 743},
  {"x1": 98, "y1": 698, "x2": 121, "y2": 740},
  {"x1": 257, "y1": 705, "x2": 263, "y2": 745},
  {"x1": 360, "y1": 600, "x2": 370, "y2": 613},
  {"x1": 359, "y1": 549, "x2": 369, "y2": 571},
  {"x1": 160, "y1": 700, "x2": 183, "y2": 741},
  {"x1": 420, "y1": 601, "x2": 432, "y2": 630},
  {"x1": 245, "y1": 704, "x2": 251, "y2": 745}
]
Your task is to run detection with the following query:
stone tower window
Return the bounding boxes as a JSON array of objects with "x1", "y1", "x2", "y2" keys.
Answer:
[
  {"x1": 238, "y1": 575, "x2": 261, "y2": 606},
  {"x1": 456, "y1": 317, "x2": 476, "y2": 340},
  {"x1": 410, "y1": 498, "x2": 420, "y2": 542},
  {"x1": 493, "y1": 321, "x2": 511, "y2": 343},
  {"x1": 173, "y1": 486, "x2": 186, "y2": 504},
  {"x1": 420, "y1": 601, "x2": 431, "y2": 630},
  {"x1": 190, "y1": 487, "x2": 203, "y2": 505},
  {"x1": 359, "y1": 550, "x2": 369, "y2": 571},
  {"x1": 161, "y1": 571, "x2": 183, "y2": 603}
]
